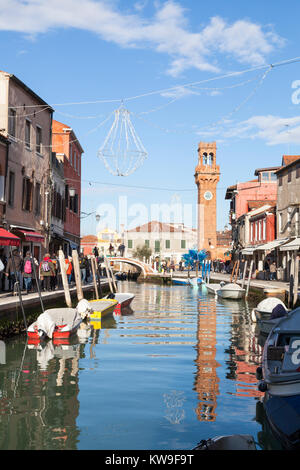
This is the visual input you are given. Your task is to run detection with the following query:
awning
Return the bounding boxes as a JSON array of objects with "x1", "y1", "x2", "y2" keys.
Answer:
[
  {"x1": 13, "y1": 229, "x2": 45, "y2": 244},
  {"x1": 255, "y1": 238, "x2": 289, "y2": 251},
  {"x1": 241, "y1": 247, "x2": 255, "y2": 255},
  {"x1": 280, "y1": 237, "x2": 300, "y2": 251},
  {"x1": 0, "y1": 228, "x2": 20, "y2": 246}
]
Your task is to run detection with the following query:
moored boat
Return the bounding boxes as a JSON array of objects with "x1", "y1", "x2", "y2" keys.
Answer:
[
  {"x1": 172, "y1": 277, "x2": 192, "y2": 286},
  {"x1": 251, "y1": 297, "x2": 287, "y2": 323},
  {"x1": 258, "y1": 307, "x2": 300, "y2": 397},
  {"x1": 216, "y1": 282, "x2": 245, "y2": 300},
  {"x1": 27, "y1": 299, "x2": 92, "y2": 343},
  {"x1": 205, "y1": 281, "x2": 225, "y2": 296},
  {"x1": 88, "y1": 298, "x2": 118, "y2": 319},
  {"x1": 193, "y1": 434, "x2": 256, "y2": 450},
  {"x1": 105, "y1": 292, "x2": 135, "y2": 314}
]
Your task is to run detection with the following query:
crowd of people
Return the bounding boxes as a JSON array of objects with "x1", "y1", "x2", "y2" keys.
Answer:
[{"x1": 0, "y1": 249, "x2": 101, "y2": 296}]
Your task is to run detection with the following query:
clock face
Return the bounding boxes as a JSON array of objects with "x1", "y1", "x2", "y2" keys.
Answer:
[{"x1": 204, "y1": 191, "x2": 213, "y2": 201}]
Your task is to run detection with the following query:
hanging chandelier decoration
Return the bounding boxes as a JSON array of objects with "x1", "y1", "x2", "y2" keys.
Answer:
[{"x1": 98, "y1": 103, "x2": 148, "y2": 176}]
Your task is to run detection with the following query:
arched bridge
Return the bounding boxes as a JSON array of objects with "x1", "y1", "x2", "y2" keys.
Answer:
[{"x1": 108, "y1": 257, "x2": 155, "y2": 277}]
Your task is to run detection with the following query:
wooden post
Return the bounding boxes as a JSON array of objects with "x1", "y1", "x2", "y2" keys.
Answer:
[
  {"x1": 241, "y1": 260, "x2": 248, "y2": 289},
  {"x1": 246, "y1": 260, "x2": 254, "y2": 298},
  {"x1": 90, "y1": 255, "x2": 99, "y2": 299},
  {"x1": 230, "y1": 261, "x2": 237, "y2": 283},
  {"x1": 234, "y1": 260, "x2": 240, "y2": 283},
  {"x1": 58, "y1": 250, "x2": 72, "y2": 307},
  {"x1": 104, "y1": 256, "x2": 114, "y2": 294},
  {"x1": 72, "y1": 250, "x2": 83, "y2": 301},
  {"x1": 108, "y1": 261, "x2": 118, "y2": 292},
  {"x1": 293, "y1": 252, "x2": 299, "y2": 308}
]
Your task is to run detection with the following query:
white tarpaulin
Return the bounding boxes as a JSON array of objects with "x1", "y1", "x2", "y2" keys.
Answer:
[{"x1": 280, "y1": 237, "x2": 300, "y2": 251}]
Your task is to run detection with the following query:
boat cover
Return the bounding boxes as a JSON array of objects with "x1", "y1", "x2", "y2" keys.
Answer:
[{"x1": 35, "y1": 308, "x2": 81, "y2": 338}]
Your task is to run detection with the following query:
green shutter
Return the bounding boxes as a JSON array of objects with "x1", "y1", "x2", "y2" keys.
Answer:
[
  {"x1": 128, "y1": 240, "x2": 133, "y2": 249},
  {"x1": 165, "y1": 240, "x2": 170, "y2": 249},
  {"x1": 155, "y1": 240, "x2": 160, "y2": 252},
  {"x1": 181, "y1": 240, "x2": 186, "y2": 249}
]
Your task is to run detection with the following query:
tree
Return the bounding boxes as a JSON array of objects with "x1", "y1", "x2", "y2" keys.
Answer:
[{"x1": 132, "y1": 244, "x2": 152, "y2": 261}]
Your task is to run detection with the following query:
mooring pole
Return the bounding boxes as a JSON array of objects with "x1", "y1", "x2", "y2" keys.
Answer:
[
  {"x1": 58, "y1": 250, "x2": 72, "y2": 307},
  {"x1": 72, "y1": 250, "x2": 84, "y2": 301},
  {"x1": 9, "y1": 246, "x2": 27, "y2": 330},
  {"x1": 30, "y1": 255, "x2": 44, "y2": 312}
]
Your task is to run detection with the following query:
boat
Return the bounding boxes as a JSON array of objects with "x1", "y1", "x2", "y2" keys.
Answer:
[
  {"x1": 205, "y1": 281, "x2": 226, "y2": 296},
  {"x1": 105, "y1": 292, "x2": 135, "y2": 314},
  {"x1": 172, "y1": 277, "x2": 192, "y2": 286},
  {"x1": 27, "y1": 303, "x2": 90, "y2": 343},
  {"x1": 216, "y1": 282, "x2": 245, "y2": 300},
  {"x1": 251, "y1": 297, "x2": 288, "y2": 323},
  {"x1": 114, "y1": 271, "x2": 127, "y2": 281},
  {"x1": 257, "y1": 306, "x2": 300, "y2": 397},
  {"x1": 189, "y1": 277, "x2": 203, "y2": 287},
  {"x1": 263, "y1": 393, "x2": 300, "y2": 449},
  {"x1": 88, "y1": 298, "x2": 118, "y2": 319},
  {"x1": 251, "y1": 297, "x2": 289, "y2": 335},
  {"x1": 193, "y1": 434, "x2": 256, "y2": 450}
]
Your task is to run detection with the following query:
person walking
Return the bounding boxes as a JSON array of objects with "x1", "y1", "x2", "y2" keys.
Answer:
[
  {"x1": 50, "y1": 253, "x2": 58, "y2": 291},
  {"x1": 23, "y1": 251, "x2": 34, "y2": 294},
  {"x1": 79, "y1": 253, "x2": 88, "y2": 284},
  {"x1": 264, "y1": 259, "x2": 270, "y2": 280},
  {"x1": 118, "y1": 243, "x2": 125, "y2": 257},
  {"x1": 39, "y1": 253, "x2": 55, "y2": 291},
  {"x1": 4, "y1": 249, "x2": 23, "y2": 294},
  {"x1": 108, "y1": 243, "x2": 114, "y2": 256},
  {"x1": 270, "y1": 261, "x2": 277, "y2": 281},
  {"x1": 65, "y1": 256, "x2": 73, "y2": 284}
]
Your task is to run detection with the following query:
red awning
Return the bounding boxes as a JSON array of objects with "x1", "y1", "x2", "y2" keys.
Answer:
[
  {"x1": 14, "y1": 229, "x2": 45, "y2": 244},
  {"x1": 0, "y1": 228, "x2": 20, "y2": 246}
]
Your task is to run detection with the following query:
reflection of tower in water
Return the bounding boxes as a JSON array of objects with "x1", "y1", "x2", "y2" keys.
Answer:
[{"x1": 194, "y1": 298, "x2": 220, "y2": 421}]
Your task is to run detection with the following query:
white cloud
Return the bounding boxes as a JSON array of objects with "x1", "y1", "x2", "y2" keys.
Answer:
[
  {"x1": 0, "y1": 0, "x2": 285, "y2": 76},
  {"x1": 203, "y1": 115, "x2": 300, "y2": 145}
]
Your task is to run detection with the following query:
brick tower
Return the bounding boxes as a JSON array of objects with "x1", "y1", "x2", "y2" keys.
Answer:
[{"x1": 194, "y1": 142, "x2": 220, "y2": 255}]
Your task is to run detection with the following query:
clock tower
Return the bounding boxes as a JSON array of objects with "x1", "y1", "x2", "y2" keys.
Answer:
[{"x1": 194, "y1": 142, "x2": 220, "y2": 254}]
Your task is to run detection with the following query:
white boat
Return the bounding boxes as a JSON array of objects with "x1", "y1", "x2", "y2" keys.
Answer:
[
  {"x1": 251, "y1": 297, "x2": 287, "y2": 323},
  {"x1": 216, "y1": 282, "x2": 245, "y2": 300},
  {"x1": 258, "y1": 307, "x2": 300, "y2": 396},
  {"x1": 189, "y1": 277, "x2": 203, "y2": 287},
  {"x1": 193, "y1": 434, "x2": 256, "y2": 450},
  {"x1": 251, "y1": 297, "x2": 288, "y2": 335},
  {"x1": 105, "y1": 292, "x2": 135, "y2": 312},
  {"x1": 205, "y1": 281, "x2": 225, "y2": 296}
]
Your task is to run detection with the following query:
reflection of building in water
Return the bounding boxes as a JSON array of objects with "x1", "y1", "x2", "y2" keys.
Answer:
[
  {"x1": 194, "y1": 298, "x2": 220, "y2": 421},
  {"x1": 0, "y1": 339, "x2": 84, "y2": 449},
  {"x1": 226, "y1": 303, "x2": 264, "y2": 398}
]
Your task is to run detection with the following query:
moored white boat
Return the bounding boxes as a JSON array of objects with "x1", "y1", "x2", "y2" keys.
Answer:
[
  {"x1": 216, "y1": 282, "x2": 245, "y2": 300},
  {"x1": 27, "y1": 299, "x2": 92, "y2": 343},
  {"x1": 251, "y1": 297, "x2": 287, "y2": 323},
  {"x1": 205, "y1": 281, "x2": 225, "y2": 296},
  {"x1": 258, "y1": 307, "x2": 300, "y2": 397}
]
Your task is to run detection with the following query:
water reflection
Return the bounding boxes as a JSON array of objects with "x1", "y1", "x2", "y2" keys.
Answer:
[
  {"x1": 0, "y1": 281, "x2": 288, "y2": 449},
  {"x1": 194, "y1": 296, "x2": 220, "y2": 422}
]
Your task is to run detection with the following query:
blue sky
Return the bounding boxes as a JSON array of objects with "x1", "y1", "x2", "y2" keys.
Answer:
[{"x1": 1, "y1": 0, "x2": 300, "y2": 235}]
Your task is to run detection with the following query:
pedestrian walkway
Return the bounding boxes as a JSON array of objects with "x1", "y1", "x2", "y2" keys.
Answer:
[{"x1": 0, "y1": 279, "x2": 110, "y2": 314}]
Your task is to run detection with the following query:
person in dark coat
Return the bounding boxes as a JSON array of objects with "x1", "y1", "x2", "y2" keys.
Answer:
[
  {"x1": 22, "y1": 251, "x2": 34, "y2": 293},
  {"x1": 4, "y1": 249, "x2": 23, "y2": 294}
]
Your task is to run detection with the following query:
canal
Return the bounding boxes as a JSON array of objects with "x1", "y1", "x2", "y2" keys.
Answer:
[{"x1": 0, "y1": 281, "x2": 284, "y2": 450}]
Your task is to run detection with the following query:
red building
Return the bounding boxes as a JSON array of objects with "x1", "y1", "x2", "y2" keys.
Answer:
[
  {"x1": 52, "y1": 120, "x2": 83, "y2": 254},
  {"x1": 249, "y1": 205, "x2": 276, "y2": 246},
  {"x1": 80, "y1": 235, "x2": 98, "y2": 256}
]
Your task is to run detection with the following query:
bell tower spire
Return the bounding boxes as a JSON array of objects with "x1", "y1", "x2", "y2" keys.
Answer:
[{"x1": 194, "y1": 142, "x2": 220, "y2": 255}]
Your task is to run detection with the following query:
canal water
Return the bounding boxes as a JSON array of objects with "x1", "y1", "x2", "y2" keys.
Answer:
[{"x1": 0, "y1": 281, "x2": 284, "y2": 450}]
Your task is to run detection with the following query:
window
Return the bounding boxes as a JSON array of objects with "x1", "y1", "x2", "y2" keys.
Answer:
[
  {"x1": 288, "y1": 168, "x2": 292, "y2": 182},
  {"x1": 261, "y1": 172, "x2": 269, "y2": 181},
  {"x1": 270, "y1": 172, "x2": 277, "y2": 181},
  {"x1": 25, "y1": 120, "x2": 31, "y2": 148},
  {"x1": 279, "y1": 175, "x2": 283, "y2": 186},
  {"x1": 165, "y1": 239, "x2": 170, "y2": 249},
  {"x1": 22, "y1": 177, "x2": 33, "y2": 211},
  {"x1": 8, "y1": 171, "x2": 15, "y2": 206},
  {"x1": 155, "y1": 240, "x2": 160, "y2": 252},
  {"x1": 34, "y1": 182, "x2": 41, "y2": 215},
  {"x1": 65, "y1": 184, "x2": 69, "y2": 208},
  {"x1": 296, "y1": 164, "x2": 300, "y2": 179},
  {"x1": 8, "y1": 108, "x2": 16, "y2": 137},
  {"x1": 145, "y1": 240, "x2": 150, "y2": 247},
  {"x1": 128, "y1": 240, "x2": 133, "y2": 249},
  {"x1": 279, "y1": 213, "x2": 283, "y2": 233},
  {"x1": 36, "y1": 126, "x2": 42, "y2": 154},
  {"x1": 263, "y1": 219, "x2": 266, "y2": 240},
  {"x1": 181, "y1": 240, "x2": 186, "y2": 249}
]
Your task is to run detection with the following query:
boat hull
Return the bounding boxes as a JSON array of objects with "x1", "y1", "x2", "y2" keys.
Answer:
[
  {"x1": 172, "y1": 278, "x2": 191, "y2": 286},
  {"x1": 217, "y1": 288, "x2": 245, "y2": 299}
]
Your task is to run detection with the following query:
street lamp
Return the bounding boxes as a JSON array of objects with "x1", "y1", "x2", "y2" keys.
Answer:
[{"x1": 80, "y1": 211, "x2": 100, "y2": 221}]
